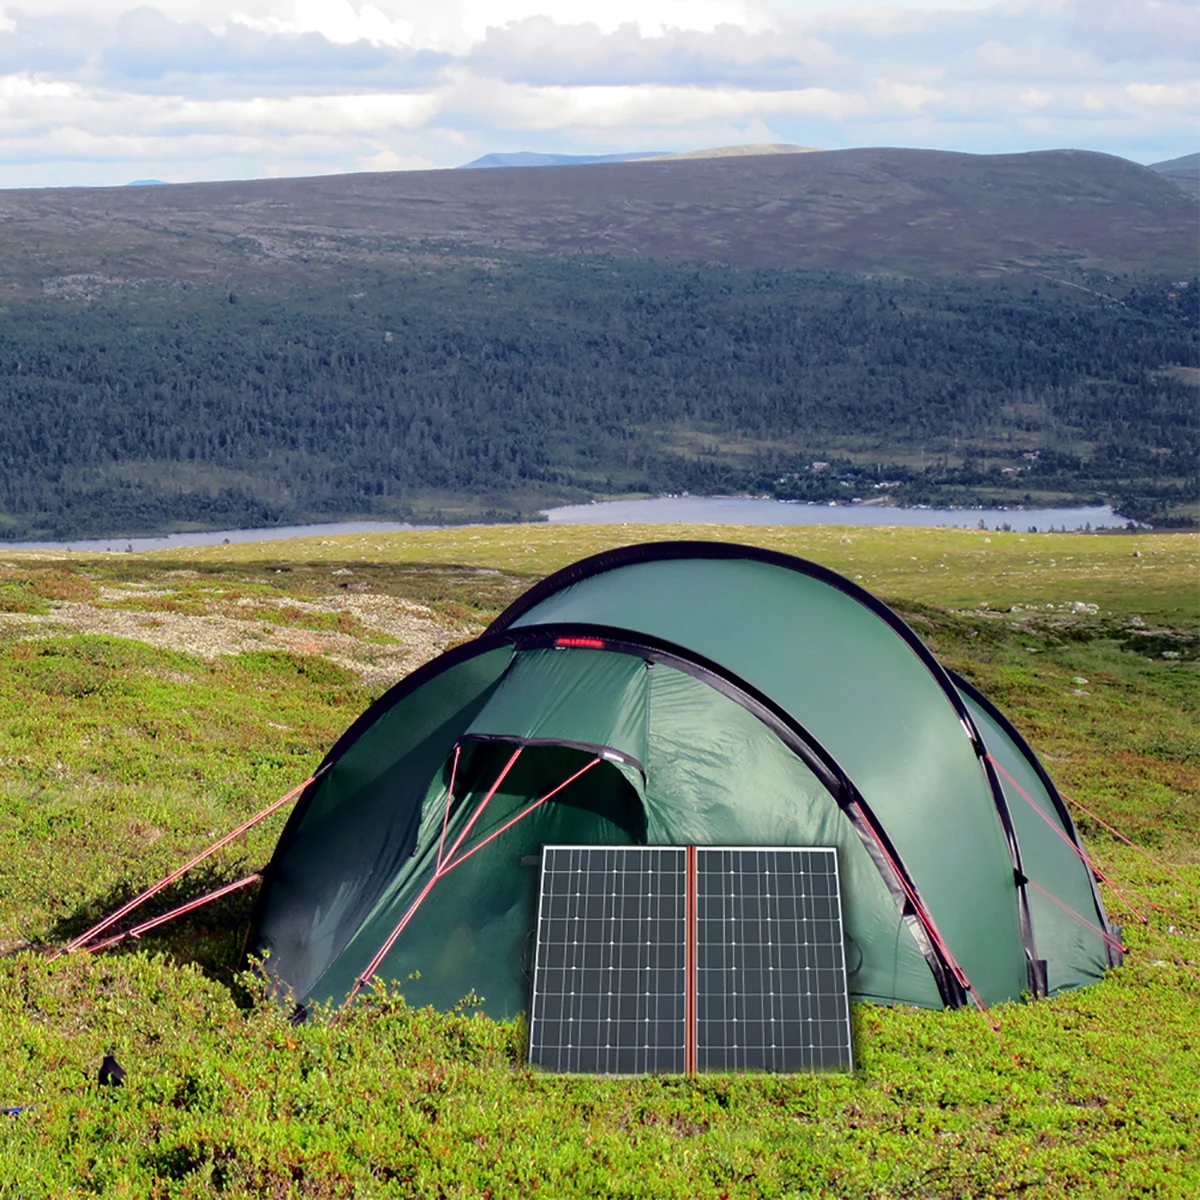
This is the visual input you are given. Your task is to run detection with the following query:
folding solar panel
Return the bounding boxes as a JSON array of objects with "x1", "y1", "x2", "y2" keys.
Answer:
[{"x1": 528, "y1": 845, "x2": 853, "y2": 1074}]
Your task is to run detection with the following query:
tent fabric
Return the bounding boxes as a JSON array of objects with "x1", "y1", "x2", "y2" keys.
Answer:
[
  {"x1": 495, "y1": 552, "x2": 1027, "y2": 1006},
  {"x1": 465, "y1": 646, "x2": 649, "y2": 775},
  {"x1": 251, "y1": 541, "x2": 1119, "y2": 1019},
  {"x1": 951, "y1": 674, "x2": 1114, "y2": 997}
]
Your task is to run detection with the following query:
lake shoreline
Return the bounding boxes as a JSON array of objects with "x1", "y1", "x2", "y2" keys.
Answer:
[{"x1": 0, "y1": 496, "x2": 1138, "y2": 554}]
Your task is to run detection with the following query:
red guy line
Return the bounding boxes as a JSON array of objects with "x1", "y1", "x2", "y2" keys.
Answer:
[
  {"x1": 1061, "y1": 788, "x2": 1199, "y2": 898},
  {"x1": 83, "y1": 872, "x2": 262, "y2": 954},
  {"x1": 436, "y1": 746, "x2": 524, "y2": 873},
  {"x1": 986, "y1": 756, "x2": 1158, "y2": 923},
  {"x1": 443, "y1": 758, "x2": 601, "y2": 873},
  {"x1": 1026, "y1": 880, "x2": 1127, "y2": 955},
  {"x1": 60, "y1": 771, "x2": 320, "y2": 957},
  {"x1": 850, "y1": 801, "x2": 999, "y2": 1031},
  {"x1": 685, "y1": 845, "x2": 697, "y2": 1075},
  {"x1": 342, "y1": 746, "x2": 525, "y2": 1009},
  {"x1": 986, "y1": 756, "x2": 1102, "y2": 874},
  {"x1": 436, "y1": 744, "x2": 462, "y2": 872}
]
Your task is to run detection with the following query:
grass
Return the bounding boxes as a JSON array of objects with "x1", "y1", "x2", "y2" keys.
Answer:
[{"x1": 0, "y1": 524, "x2": 1197, "y2": 1198}]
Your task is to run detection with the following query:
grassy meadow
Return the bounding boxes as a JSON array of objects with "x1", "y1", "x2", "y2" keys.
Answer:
[{"x1": 0, "y1": 523, "x2": 1197, "y2": 1198}]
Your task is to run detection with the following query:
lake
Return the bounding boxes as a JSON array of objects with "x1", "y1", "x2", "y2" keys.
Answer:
[
  {"x1": 0, "y1": 499, "x2": 1131, "y2": 554},
  {"x1": 543, "y1": 497, "x2": 1130, "y2": 532}
]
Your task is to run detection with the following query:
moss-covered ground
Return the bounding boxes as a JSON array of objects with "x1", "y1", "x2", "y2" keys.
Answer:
[{"x1": 0, "y1": 525, "x2": 1196, "y2": 1198}]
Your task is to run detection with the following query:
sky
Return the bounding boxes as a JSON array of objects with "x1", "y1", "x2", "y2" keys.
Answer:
[{"x1": 0, "y1": 0, "x2": 1196, "y2": 188}]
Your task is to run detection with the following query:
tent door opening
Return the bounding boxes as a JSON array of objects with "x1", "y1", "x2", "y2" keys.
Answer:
[{"x1": 366, "y1": 741, "x2": 646, "y2": 1017}]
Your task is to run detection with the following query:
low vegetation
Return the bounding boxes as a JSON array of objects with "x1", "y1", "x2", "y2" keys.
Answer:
[{"x1": 1, "y1": 524, "x2": 1197, "y2": 1197}]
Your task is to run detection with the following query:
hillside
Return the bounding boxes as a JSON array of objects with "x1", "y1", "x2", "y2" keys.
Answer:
[
  {"x1": 2, "y1": 147, "x2": 1195, "y2": 287},
  {"x1": 1, "y1": 257, "x2": 1195, "y2": 539},
  {"x1": 0, "y1": 146, "x2": 1196, "y2": 541},
  {"x1": 1150, "y1": 152, "x2": 1200, "y2": 198}
]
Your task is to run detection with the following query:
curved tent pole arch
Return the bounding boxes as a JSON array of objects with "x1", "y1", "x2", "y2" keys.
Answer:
[
  {"x1": 488, "y1": 541, "x2": 1046, "y2": 994},
  {"x1": 250, "y1": 619, "x2": 981, "y2": 1009}
]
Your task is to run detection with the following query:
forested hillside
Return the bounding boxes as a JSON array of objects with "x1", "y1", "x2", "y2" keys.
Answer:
[{"x1": 1, "y1": 258, "x2": 1195, "y2": 538}]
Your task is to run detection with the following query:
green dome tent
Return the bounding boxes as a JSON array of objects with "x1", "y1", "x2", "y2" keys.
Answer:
[{"x1": 250, "y1": 542, "x2": 1120, "y2": 1019}]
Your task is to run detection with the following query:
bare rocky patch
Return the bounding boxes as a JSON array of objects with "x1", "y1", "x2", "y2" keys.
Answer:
[{"x1": 0, "y1": 590, "x2": 467, "y2": 686}]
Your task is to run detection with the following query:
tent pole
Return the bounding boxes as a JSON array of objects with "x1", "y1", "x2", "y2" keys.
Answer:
[{"x1": 341, "y1": 751, "x2": 605, "y2": 1012}]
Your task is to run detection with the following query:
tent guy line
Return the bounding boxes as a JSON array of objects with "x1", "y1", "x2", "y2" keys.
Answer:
[{"x1": 58, "y1": 769, "x2": 325, "y2": 958}]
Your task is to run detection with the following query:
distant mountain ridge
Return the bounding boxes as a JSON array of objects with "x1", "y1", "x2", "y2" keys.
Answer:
[
  {"x1": 460, "y1": 151, "x2": 669, "y2": 168},
  {"x1": 460, "y1": 143, "x2": 820, "y2": 169},
  {"x1": 1149, "y1": 152, "x2": 1200, "y2": 197},
  {"x1": 6, "y1": 146, "x2": 1193, "y2": 283},
  {"x1": 651, "y1": 143, "x2": 821, "y2": 161}
]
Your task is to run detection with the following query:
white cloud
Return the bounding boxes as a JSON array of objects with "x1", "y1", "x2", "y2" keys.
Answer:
[
  {"x1": 232, "y1": 1, "x2": 417, "y2": 47},
  {"x1": 354, "y1": 146, "x2": 436, "y2": 170},
  {"x1": 466, "y1": 18, "x2": 845, "y2": 89},
  {"x1": 442, "y1": 75, "x2": 868, "y2": 131},
  {"x1": 228, "y1": 0, "x2": 762, "y2": 52},
  {"x1": 963, "y1": 38, "x2": 1103, "y2": 81},
  {"x1": 1, "y1": 0, "x2": 1196, "y2": 185},
  {"x1": 1067, "y1": 0, "x2": 1200, "y2": 64},
  {"x1": 458, "y1": 0, "x2": 760, "y2": 40},
  {"x1": 874, "y1": 79, "x2": 945, "y2": 113},
  {"x1": 1125, "y1": 81, "x2": 1200, "y2": 108}
]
